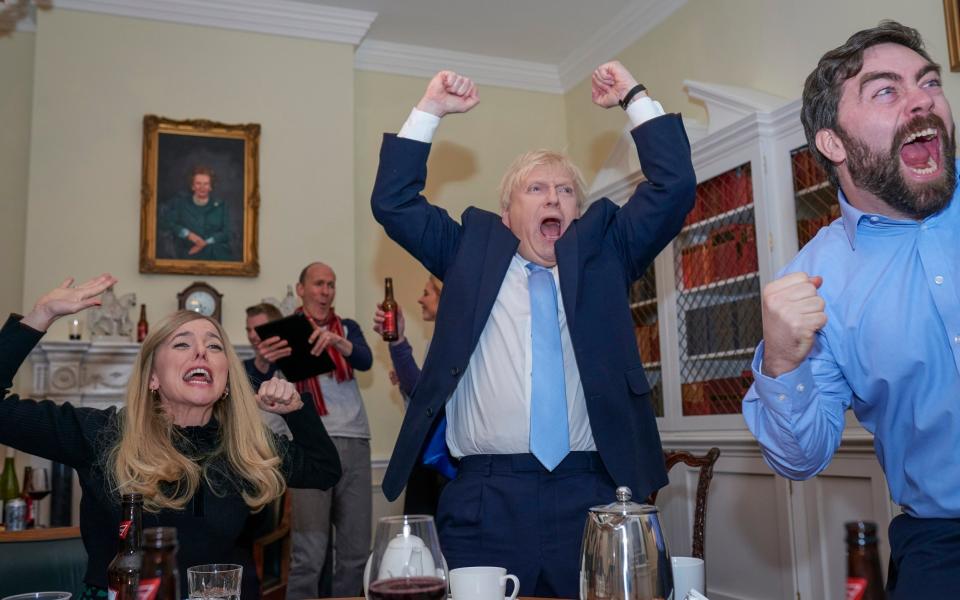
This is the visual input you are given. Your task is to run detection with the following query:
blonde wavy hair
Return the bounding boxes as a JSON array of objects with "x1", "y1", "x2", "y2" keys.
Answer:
[
  {"x1": 498, "y1": 149, "x2": 587, "y2": 213},
  {"x1": 108, "y1": 310, "x2": 285, "y2": 513}
]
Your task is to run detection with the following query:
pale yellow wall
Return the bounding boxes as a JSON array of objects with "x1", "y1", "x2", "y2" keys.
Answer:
[
  {"x1": 354, "y1": 70, "x2": 568, "y2": 458},
  {"x1": 566, "y1": 0, "x2": 959, "y2": 183},
  {"x1": 0, "y1": 32, "x2": 34, "y2": 318},
  {"x1": 22, "y1": 9, "x2": 356, "y2": 345}
]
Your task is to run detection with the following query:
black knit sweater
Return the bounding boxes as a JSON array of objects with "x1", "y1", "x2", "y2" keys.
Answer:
[{"x1": 0, "y1": 316, "x2": 342, "y2": 598}]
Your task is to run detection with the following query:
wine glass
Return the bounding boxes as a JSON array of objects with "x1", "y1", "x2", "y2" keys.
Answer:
[
  {"x1": 367, "y1": 515, "x2": 448, "y2": 600},
  {"x1": 27, "y1": 467, "x2": 51, "y2": 527}
]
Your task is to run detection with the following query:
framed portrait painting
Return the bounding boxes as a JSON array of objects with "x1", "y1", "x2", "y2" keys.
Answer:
[{"x1": 140, "y1": 115, "x2": 260, "y2": 276}]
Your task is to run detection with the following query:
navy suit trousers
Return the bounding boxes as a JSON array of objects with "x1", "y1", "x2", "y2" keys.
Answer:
[
  {"x1": 888, "y1": 513, "x2": 960, "y2": 598},
  {"x1": 437, "y1": 451, "x2": 615, "y2": 599}
]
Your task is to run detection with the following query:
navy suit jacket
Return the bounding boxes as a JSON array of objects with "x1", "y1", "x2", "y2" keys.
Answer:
[{"x1": 371, "y1": 113, "x2": 696, "y2": 502}]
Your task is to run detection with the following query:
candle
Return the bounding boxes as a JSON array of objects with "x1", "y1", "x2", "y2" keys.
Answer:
[{"x1": 69, "y1": 318, "x2": 81, "y2": 340}]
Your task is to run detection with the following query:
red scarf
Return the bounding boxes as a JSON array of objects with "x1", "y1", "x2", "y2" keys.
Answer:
[{"x1": 292, "y1": 306, "x2": 354, "y2": 416}]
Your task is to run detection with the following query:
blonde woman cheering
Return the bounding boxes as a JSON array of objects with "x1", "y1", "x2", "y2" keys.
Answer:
[{"x1": 0, "y1": 274, "x2": 341, "y2": 599}]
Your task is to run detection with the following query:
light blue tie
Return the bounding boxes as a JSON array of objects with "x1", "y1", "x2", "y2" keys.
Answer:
[{"x1": 526, "y1": 263, "x2": 570, "y2": 471}]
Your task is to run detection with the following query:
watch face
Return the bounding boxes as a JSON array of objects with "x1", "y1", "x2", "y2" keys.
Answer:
[{"x1": 185, "y1": 291, "x2": 216, "y2": 316}]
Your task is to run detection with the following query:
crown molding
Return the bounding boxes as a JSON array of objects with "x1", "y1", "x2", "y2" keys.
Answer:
[
  {"x1": 53, "y1": 0, "x2": 377, "y2": 45},
  {"x1": 355, "y1": 39, "x2": 563, "y2": 94},
  {"x1": 685, "y1": 79, "x2": 788, "y2": 134},
  {"x1": 557, "y1": 0, "x2": 687, "y2": 92}
]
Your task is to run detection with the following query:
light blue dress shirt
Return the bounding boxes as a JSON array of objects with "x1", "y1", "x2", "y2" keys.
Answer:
[{"x1": 742, "y1": 161, "x2": 960, "y2": 518}]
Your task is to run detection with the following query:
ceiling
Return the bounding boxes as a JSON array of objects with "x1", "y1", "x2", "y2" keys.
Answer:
[
  {"x1": 302, "y1": 0, "x2": 635, "y2": 65},
  {"x1": 305, "y1": 0, "x2": 686, "y2": 92}
]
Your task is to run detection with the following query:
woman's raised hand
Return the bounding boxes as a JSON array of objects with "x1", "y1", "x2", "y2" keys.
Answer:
[{"x1": 21, "y1": 274, "x2": 117, "y2": 332}]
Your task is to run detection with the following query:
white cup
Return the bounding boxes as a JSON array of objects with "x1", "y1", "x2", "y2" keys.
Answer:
[
  {"x1": 449, "y1": 566, "x2": 519, "y2": 600},
  {"x1": 671, "y1": 556, "x2": 705, "y2": 600}
]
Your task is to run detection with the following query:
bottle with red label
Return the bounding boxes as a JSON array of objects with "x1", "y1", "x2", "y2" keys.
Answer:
[
  {"x1": 138, "y1": 526, "x2": 179, "y2": 600},
  {"x1": 107, "y1": 493, "x2": 143, "y2": 600},
  {"x1": 845, "y1": 520, "x2": 886, "y2": 600},
  {"x1": 381, "y1": 278, "x2": 399, "y2": 342}
]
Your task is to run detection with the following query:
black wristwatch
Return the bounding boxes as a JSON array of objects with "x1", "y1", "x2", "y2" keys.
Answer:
[{"x1": 619, "y1": 84, "x2": 647, "y2": 110}]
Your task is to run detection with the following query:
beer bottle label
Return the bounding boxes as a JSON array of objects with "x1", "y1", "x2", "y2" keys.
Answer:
[
  {"x1": 136, "y1": 579, "x2": 160, "y2": 600},
  {"x1": 384, "y1": 311, "x2": 396, "y2": 332},
  {"x1": 846, "y1": 577, "x2": 867, "y2": 600},
  {"x1": 107, "y1": 590, "x2": 117, "y2": 600},
  {"x1": 119, "y1": 519, "x2": 132, "y2": 539}
]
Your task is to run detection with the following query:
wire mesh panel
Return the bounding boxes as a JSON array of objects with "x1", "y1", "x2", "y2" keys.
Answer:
[
  {"x1": 631, "y1": 265, "x2": 662, "y2": 417},
  {"x1": 674, "y1": 163, "x2": 759, "y2": 415},
  {"x1": 791, "y1": 146, "x2": 839, "y2": 248}
]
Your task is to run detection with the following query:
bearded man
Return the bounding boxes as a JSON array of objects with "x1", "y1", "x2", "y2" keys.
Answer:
[{"x1": 742, "y1": 21, "x2": 960, "y2": 598}]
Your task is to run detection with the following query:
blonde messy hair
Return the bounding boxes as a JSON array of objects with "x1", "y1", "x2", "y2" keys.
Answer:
[
  {"x1": 498, "y1": 150, "x2": 587, "y2": 213},
  {"x1": 108, "y1": 310, "x2": 285, "y2": 513}
]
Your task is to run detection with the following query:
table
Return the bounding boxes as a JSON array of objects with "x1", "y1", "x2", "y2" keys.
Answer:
[{"x1": 0, "y1": 526, "x2": 80, "y2": 542}]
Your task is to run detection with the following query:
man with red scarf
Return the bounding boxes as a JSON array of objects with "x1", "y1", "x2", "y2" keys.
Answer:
[{"x1": 286, "y1": 261, "x2": 373, "y2": 599}]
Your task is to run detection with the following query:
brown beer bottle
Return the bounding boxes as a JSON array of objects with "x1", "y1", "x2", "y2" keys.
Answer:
[
  {"x1": 138, "y1": 526, "x2": 179, "y2": 600},
  {"x1": 382, "y1": 277, "x2": 399, "y2": 342},
  {"x1": 846, "y1": 521, "x2": 886, "y2": 600},
  {"x1": 137, "y1": 304, "x2": 149, "y2": 343},
  {"x1": 107, "y1": 493, "x2": 143, "y2": 599}
]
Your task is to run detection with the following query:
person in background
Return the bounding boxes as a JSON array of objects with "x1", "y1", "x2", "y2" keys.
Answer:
[
  {"x1": 372, "y1": 275, "x2": 449, "y2": 515},
  {"x1": 244, "y1": 302, "x2": 293, "y2": 438},
  {"x1": 371, "y1": 61, "x2": 695, "y2": 598},
  {"x1": 741, "y1": 21, "x2": 960, "y2": 598},
  {"x1": 281, "y1": 261, "x2": 374, "y2": 600},
  {"x1": 0, "y1": 274, "x2": 341, "y2": 599}
]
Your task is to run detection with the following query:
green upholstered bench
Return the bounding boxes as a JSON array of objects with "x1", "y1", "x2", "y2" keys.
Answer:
[{"x1": 0, "y1": 527, "x2": 87, "y2": 598}]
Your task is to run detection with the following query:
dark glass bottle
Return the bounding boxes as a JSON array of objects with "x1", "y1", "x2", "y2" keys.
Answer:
[
  {"x1": 0, "y1": 448, "x2": 20, "y2": 526},
  {"x1": 846, "y1": 521, "x2": 886, "y2": 600},
  {"x1": 108, "y1": 493, "x2": 144, "y2": 600},
  {"x1": 137, "y1": 305, "x2": 149, "y2": 343},
  {"x1": 20, "y1": 466, "x2": 34, "y2": 528},
  {"x1": 381, "y1": 278, "x2": 399, "y2": 342},
  {"x1": 138, "y1": 526, "x2": 179, "y2": 600}
]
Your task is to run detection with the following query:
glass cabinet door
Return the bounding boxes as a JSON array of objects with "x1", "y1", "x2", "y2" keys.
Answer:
[
  {"x1": 673, "y1": 163, "x2": 760, "y2": 416},
  {"x1": 791, "y1": 146, "x2": 839, "y2": 248},
  {"x1": 631, "y1": 265, "x2": 662, "y2": 416}
]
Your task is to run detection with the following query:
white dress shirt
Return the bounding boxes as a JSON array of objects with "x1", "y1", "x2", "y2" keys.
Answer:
[{"x1": 397, "y1": 95, "x2": 666, "y2": 457}]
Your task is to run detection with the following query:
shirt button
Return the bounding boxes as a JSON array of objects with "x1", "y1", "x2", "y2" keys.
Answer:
[
  {"x1": 796, "y1": 384, "x2": 805, "y2": 393},
  {"x1": 955, "y1": 335, "x2": 960, "y2": 344},
  {"x1": 935, "y1": 275, "x2": 945, "y2": 285},
  {"x1": 869, "y1": 216, "x2": 879, "y2": 223},
  {"x1": 777, "y1": 394, "x2": 787, "y2": 402},
  {"x1": 426, "y1": 407, "x2": 434, "y2": 417}
]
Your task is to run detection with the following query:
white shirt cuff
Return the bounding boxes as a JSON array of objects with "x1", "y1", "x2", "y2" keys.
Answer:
[
  {"x1": 398, "y1": 107, "x2": 442, "y2": 143},
  {"x1": 626, "y1": 96, "x2": 665, "y2": 128}
]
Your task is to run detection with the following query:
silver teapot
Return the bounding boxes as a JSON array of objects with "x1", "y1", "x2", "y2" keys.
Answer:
[{"x1": 579, "y1": 486, "x2": 673, "y2": 600}]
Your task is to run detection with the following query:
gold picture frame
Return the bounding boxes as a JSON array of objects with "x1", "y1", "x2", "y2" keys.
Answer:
[
  {"x1": 946, "y1": 0, "x2": 960, "y2": 71},
  {"x1": 140, "y1": 115, "x2": 260, "y2": 276}
]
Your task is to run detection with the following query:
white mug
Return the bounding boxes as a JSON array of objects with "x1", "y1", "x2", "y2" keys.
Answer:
[
  {"x1": 671, "y1": 556, "x2": 705, "y2": 600},
  {"x1": 449, "y1": 566, "x2": 519, "y2": 600}
]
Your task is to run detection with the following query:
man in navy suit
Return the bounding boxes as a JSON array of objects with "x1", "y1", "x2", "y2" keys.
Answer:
[{"x1": 371, "y1": 61, "x2": 695, "y2": 598}]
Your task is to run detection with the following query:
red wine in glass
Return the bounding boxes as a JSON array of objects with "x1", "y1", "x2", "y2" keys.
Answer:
[{"x1": 368, "y1": 576, "x2": 447, "y2": 600}]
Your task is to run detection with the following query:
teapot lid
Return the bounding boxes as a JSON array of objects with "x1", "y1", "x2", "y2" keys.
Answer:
[{"x1": 588, "y1": 486, "x2": 659, "y2": 516}]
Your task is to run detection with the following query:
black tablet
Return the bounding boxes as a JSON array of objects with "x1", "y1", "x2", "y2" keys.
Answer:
[{"x1": 253, "y1": 313, "x2": 335, "y2": 381}]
